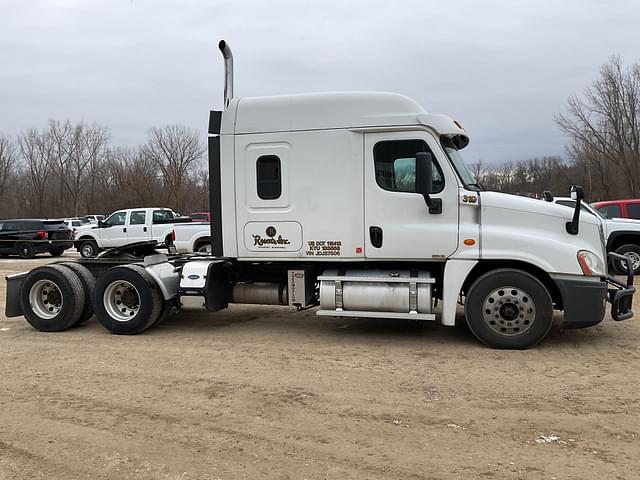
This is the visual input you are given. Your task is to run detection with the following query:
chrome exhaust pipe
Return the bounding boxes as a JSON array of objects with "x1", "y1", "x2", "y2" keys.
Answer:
[{"x1": 218, "y1": 40, "x2": 233, "y2": 108}]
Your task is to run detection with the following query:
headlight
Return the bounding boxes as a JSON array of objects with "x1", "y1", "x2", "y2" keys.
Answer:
[{"x1": 577, "y1": 250, "x2": 606, "y2": 277}]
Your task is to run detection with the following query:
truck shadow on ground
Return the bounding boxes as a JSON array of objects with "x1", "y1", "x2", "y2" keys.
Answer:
[{"x1": 147, "y1": 307, "x2": 623, "y2": 350}]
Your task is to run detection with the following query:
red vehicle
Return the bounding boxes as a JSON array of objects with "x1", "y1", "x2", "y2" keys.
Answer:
[
  {"x1": 592, "y1": 199, "x2": 640, "y2": 219},
  {"x1": 189, "y1": 212, "x2": 211, "y2": 222}
]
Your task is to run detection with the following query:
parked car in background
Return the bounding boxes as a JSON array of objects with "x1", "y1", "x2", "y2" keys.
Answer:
[
  {"x1": 592, "y1": 199, "x2": 640, "y2": 220},
  {"x1": 0, "y1": 219, "x2": 73, "y2": 258},
  {"x1": 189, "y1": 212, "x2": 211, "y2": 222},
  {"x1": 84, "y1": 214, "x2": 105, "y2": 224},
  {"x1": 64, "y1": 217, "x2": 91, "y2": 239},
  {"x1": 74, "y1": 207, "x2": 192, "y2": 257},
  {"x1": 554, "y1": 197, "x2": 640, "y2": 274}
]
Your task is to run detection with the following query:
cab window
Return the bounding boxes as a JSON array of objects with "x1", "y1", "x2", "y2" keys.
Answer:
[
  {"x1": 626, "y1": 203, "x2": 640, "y2": 219},
  {"x1": 106, "y1": 211, "x2": 127, "y2": 226},
  {"x1": 130, "y1": 211, "x2": 146, "y2": 225},
  {"x1": 153, "y1": 210, "x2": 174, "y2": 223},
  {"x1": 374, "y1": 140, "x2": 444, "y2": 194},
  {"x1": 597, "y1": 204, "x2": 621, "y2": 219}
]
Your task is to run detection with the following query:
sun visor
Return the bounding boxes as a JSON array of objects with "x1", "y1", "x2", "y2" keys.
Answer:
[{"x1": 418, "y1": 113, "x2": 469, "y2": 148}]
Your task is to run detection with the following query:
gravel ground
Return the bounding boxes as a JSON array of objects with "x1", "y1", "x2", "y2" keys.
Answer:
[{"x1": 1, "y1": 253, "x2": 639, "y2": 480}]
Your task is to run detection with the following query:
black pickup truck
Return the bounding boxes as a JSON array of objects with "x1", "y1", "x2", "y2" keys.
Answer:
[{"x1": 0, "y1": 219, "x2": 73, "y2": 258}]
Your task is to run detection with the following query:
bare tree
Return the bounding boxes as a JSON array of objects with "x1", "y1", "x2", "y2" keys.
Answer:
[
  {"x1": 18, "y1": 128, "x2": 54, "y2": 216},
  {"x1": 556, "y1": 56, "x2": 640, "y2": 197},
  {"x1": 69, "y1": 123, "x2": 109, "y2": 215},
  {"x1": 141, "y1": 125, "x2": 205, "y2": 213},
  {"x1": 0, "y1": 134, "x2": 17, "y2": 202}
]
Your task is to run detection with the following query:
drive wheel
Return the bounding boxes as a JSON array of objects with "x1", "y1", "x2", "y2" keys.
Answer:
[
  {"x1": 49, "y1": 248, "x2": 65, "y2": 257},
  {"x1": 612, "y1": 244, "x2": 640, "y2": 275},
  {"x1": 60, "y1": 262, "x2": 96, "y2": 325},
  {"x1": 17, "y1": 242, "x2": 35, "y2": 259},
  {"x1": 20, "y1": 265, "x2": 85, "y2": 332},
  {"x1": 79, "y1": 240, "x2": 99, "y2": 258},
  {"x1": 465, "y1": 269, "x2": 553, "y2": 349},
  {"x1": 94, "y1": 265, "x2": 163, "y2": 334}
]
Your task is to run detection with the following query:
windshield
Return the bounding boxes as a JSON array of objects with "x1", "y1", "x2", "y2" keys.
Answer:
[{"x1": 441, "y1": 138, "x2": 477, "y2": 190}]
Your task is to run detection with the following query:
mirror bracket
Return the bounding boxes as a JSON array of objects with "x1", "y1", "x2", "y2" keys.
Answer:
[
  {"x1": 423, "y1": 195, "x2": 442, "y2": 214},
  {"x1": 565, "y1": 185, "x2": 585, "y2": 235}
]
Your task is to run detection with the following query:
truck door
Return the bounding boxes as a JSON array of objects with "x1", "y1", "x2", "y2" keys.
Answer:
[
  {"x1": 127, "y1": 210, "x2": 148, "y2": 244},
  {"x1": 364, "y1": 131, "x2": 459, "y2": 259},
  {"x1": 101, "y1": 210, "x2": 128, "y2": 248}
]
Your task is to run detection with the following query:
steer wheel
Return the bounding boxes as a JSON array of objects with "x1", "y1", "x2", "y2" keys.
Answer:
[{"x1": 465, "y1": 268, "x2": 553, "y2": 349}]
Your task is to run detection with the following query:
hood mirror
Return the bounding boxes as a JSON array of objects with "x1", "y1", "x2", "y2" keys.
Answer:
[{"x1": 566, "y1": 185, "x2": 585, "y2": 235}]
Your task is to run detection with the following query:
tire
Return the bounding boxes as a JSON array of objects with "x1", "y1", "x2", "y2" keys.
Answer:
[
  {"x1": 153, "y1": 300, "x2": 175, "y2": 327},
  {"x1": 19, "y1": 264, "x2": 85, "y2": 332},
  {"x1": 465, "y1": 269, "x2": 553, "y2": 349},
  {"x1": 79, "y1": 240, "x2": 99, "y2": 258},
  {"x1": 93, "y1": 264, "x2": 163, "y2": 334},
  {"x1": 49, "y1": 248, "x2": 65, "y2": 257},
  {"x1": 196, "y1": 242, "x2": 212, "y2": 253},
  {"x1": 59, "y1": 262, "x2": 96, "y2": 325},
  {"x1": 17, "y1": 242, "x2": 35, "y2": 259},
  {"x1": 612, "y1": 244, "x2": 640, "y2": 275}
]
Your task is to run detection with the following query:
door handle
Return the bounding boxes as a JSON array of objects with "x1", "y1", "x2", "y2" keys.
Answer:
[
  {"x1": 123, "y1": 227, "x2": 127, "y2": 233},
  {"x1": 369, "y1": 226, "x2": 383, "y2": 248},
  {"x1": 143, "y1": 227, "x2": 147, "y2": 232}
]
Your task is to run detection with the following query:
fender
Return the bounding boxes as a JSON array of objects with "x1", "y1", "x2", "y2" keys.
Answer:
[
  {"x1": 75, "y1": 232, "x2": 99, "y2": 247},
  {"x1": 606, "y1": 230, "x2": 640, "y2": 251},
  {"x1": 441, "y1": 259, "x2": 477, "y2": 326}
]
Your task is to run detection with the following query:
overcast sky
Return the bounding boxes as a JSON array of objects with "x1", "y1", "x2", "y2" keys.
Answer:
[{"x1": 1, "y1": 0, "x2": 639, "y2": 164}]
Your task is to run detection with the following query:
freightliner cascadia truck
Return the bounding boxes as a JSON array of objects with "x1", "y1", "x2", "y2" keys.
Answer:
[{"x1": 4, "y1": 41, "x2": 635, "y2": 349}]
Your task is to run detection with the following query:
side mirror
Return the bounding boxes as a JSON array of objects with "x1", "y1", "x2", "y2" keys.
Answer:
[
  {"x1": 570, "y1": 185, "x2": 585, "y2": 201},
  {"x1": 415, "y1": 152, "x2": 442, "y2": 214},
  {"x1": 98, "y1": 220, "x2": 109, "y2": 228},
  {"x1": 566, "y1": 185, "x2": 585, "y2": 235},
  {"x1": 542, "y1": 191, "x2": 554, "y2": 202}
]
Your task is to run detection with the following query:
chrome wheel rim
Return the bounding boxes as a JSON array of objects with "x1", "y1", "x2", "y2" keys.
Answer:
[
  {"x1": 29, "y1": 279, "x2": 63, "y2": 319},
  {"x1": 482, "y1": 286, "x2": 535, "y2": 336},
  {"x1": 197, "y1": 244, "x2": 212, "y2": 253},
  {"x1": 103, "y1": 280, "x2": 140, "y2": 322},
  {"x1": 620, "y1": 252, "x2": 640, "y2": 272}
]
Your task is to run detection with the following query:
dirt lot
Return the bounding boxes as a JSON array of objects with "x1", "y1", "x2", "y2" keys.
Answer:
[{"x1": 1, "y1": 254, "x2": 639, "y2": 480}]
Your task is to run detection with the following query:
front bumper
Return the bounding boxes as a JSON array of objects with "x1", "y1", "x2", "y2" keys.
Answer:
[
  {"x1": 552, "y1": 252, "x2": 635, "y2": 329},
  {"x1": 607, "y1": 252, "x2": 635, "y2": 321}
]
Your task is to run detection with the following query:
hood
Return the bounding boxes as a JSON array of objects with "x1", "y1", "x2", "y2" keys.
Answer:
[
  {"x1": 605, "y1": 217, "x2": 640, "y2": 231},
  {"x1": 76, "y1": 223, "x2": 98, "y2": 232},
  {"x1": 480, "y1": 192, "x2": 599, "y2": 225}
]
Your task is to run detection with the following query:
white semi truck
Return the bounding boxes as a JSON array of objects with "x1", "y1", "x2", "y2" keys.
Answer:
[{"x1": 4, "y1": 41, "x2": 635, "y2": 348}]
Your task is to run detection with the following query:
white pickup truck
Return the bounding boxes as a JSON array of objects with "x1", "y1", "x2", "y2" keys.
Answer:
[
  {"x1": 171, "y1": 222, "x2": 211, "y2": 253},
  {"x1": 74, "y1": 207, "x2": 190, "y2": 257}
]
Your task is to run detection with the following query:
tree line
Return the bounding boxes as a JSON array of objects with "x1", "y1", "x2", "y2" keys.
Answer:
[
  {"x1": 465, "y1": 56, "x2": 640, "y2": 201},
  {"x1": 0, "y1": 124, "x2": 208, "y2": 219},
  {"x1": 0, "y1": 56, "x2": 638, "y2": 219}
]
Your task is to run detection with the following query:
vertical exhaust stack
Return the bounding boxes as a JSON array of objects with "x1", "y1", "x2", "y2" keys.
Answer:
[{"x1": 218, "y1": 40, "x2": 233, "y2": 108}]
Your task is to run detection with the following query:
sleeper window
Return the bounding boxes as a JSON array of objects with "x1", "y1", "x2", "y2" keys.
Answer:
[
  {"x1": 373, "y1": 140, "x2": 444, "y2": 194},
  {"x1": 257, "y1": 155, "x2": 282, "y2": 200}
]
